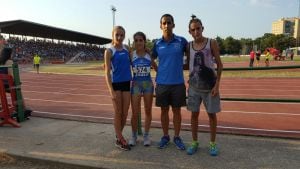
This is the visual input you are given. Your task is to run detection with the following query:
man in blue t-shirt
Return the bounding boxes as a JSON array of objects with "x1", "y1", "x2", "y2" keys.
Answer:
[{"x1": 152, "y1": 14, "x2": 188, "y2": 150}]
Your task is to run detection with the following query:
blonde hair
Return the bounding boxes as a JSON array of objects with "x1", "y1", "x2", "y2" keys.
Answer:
[{"x1": 111, "y1": 26, "x2": 125, "y2": 45}]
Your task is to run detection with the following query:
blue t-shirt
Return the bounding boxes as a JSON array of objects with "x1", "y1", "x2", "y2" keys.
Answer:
[
  {"x1": 110, "y1": 46, "x2": 132, "y2": 83},
  {"x1": 131, "y1": 51, "x2": 152, "y2": 81},
  {"x1": 152, "y1": 34, "x2": 187, "y2": 85}
]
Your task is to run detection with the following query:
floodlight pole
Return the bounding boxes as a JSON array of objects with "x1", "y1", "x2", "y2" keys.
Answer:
[
  {"x1": 111, "y1": 6, "x2": 116, "y2": 28},
  {"x1": 298, "y1": 0, "x2": 300, "y2": 18}
]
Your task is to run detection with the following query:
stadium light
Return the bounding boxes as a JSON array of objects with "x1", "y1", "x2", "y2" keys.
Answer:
[{"x1": 111, "y1": 5, "x2": 117, "y2": 28}]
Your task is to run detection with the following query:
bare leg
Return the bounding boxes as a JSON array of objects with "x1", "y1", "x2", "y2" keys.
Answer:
[
  {"x1": 131, "y1": 94, "x2": 140, "y2": 134},
  {"x1": 161, "y1": 107, "x2": 169, "y2": 136},
  {"x1": 121, "y1": 91, "x2": 131, "y2": 131},
  {"x1": 113, "y1": 91, "x2": 123, "y2": 139},
  {"x1": 172, "y1": 107, "x2": 181, "y2": 137},
  {"x1": 208, "y1": 113, "x2": 217, "y2": 142},
  {"x1": 191, "y1": 112, "x2": 200, "y2": 141},
  {"x1": 143, "y1": 93, "x2": 153, "y2": 133}
]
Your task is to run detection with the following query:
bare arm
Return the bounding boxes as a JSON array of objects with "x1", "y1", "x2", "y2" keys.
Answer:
[
  {"x1": 183, "y1": 43, "x2": 190, "y2": 70},
  {"x1": 104, "y1": 49, "x2": 115, "y2": 99},
  {"x1": 151, "y1": 57, "x2": 158, "y2": 72},
  {"x1": 211, "y1": 39, "x2": 223, "y2": 96}
]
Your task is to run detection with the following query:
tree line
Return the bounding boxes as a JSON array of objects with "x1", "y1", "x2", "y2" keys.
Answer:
[{"x1": 144, "y1": 33, "x2": 297, "y2": 55}]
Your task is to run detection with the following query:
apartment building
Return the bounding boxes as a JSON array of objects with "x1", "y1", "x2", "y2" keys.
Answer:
[{"x1": 272, "y1": 17, "x2": 300, "y2": 39}]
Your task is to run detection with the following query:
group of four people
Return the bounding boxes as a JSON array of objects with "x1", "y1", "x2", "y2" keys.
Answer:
[{"x1": 104, "y1": 14, "x2": 223, "y2": 156}]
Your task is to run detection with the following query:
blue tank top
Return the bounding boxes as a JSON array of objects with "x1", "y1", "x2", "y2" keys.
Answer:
[
  {"x1": 131, "y1": 51, "x2": 152, "y2": 81},
  {"x1": 110, "y1": 46, "x2": 132, "y2": 83}
]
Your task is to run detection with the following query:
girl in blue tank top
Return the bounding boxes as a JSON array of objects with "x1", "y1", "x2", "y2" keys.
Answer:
[
  {"x1": 129, "y1": 32, "x2": 153, "y2": 147},
  {"x1": 104, "y1": 26, "x2": 131, "y2": 151}
]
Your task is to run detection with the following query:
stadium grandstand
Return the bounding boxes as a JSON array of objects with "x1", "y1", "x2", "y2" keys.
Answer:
[{"x1": 0, "y1": 20, "x2": 111, "y2": 64}]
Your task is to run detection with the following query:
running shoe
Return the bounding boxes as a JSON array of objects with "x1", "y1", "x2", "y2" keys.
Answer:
[
  {"x1": 173, "y1": 136, "x2": 186, "y2": 150},
  {"x1": 115, "y1": 137, "x2": 131, "y2": 151},
  {"x1": 187, "y1": 141, "x2": 199, "y2": 155},
  {"x1": 158, "y1": 135, "x2": 170, "y2": 149},
  {"x1": 209, "y1": 142, "x2": 218, "y2": 156},
  {"x1": 143, "y1": 134, "x2": 151, "y2": 146},
  {"x1": 129, "y1": 136, "x2": 137, "y2": 146}
]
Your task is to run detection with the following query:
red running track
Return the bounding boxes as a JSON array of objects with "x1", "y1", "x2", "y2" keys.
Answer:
[{"x1": 18, "y1": 71, "x2": 300, "y2": 139}]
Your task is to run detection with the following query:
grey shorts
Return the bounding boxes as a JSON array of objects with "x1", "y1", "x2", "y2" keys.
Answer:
[
  {"x1": 187, "y1": 87, "x2": 221, "y2": 113},
  {"x1": 155, "y1": 84, "x2": 186, "y2": 107}
]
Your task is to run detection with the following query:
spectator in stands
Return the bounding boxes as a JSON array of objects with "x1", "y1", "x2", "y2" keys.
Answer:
[
  {"x1": 129, "y1": 32, "x2": 153, "y2": 147},
  {"x1": 33, "y1": 53, "x2": 41, "y2": 74},
  {"x1": 6, "y1": 37, "x2": 104, "y2": 65},
  {"x1": 104, "y1": 26, "x2": 132, "y2": 151}
]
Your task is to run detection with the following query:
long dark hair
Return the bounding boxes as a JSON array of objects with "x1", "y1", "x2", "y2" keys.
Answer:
[
  {"x1": 133, "y1": 31, "x2": 146, "y2": 49},
  {"x1": 0, "y1": 47, "x2": 12, "y2": 65}
]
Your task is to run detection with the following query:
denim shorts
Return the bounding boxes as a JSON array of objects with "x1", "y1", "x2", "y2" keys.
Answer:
[{"x1": 131, "y1": 80, "x2": 154, "y2": 95}]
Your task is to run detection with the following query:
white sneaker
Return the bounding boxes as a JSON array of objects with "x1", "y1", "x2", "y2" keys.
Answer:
[
  {"x1": 143, "y1": 135, "x2": 151, "y2": 146},
  {"x1": 129, "y1": 136, "x2": 137, "y2": 146}
]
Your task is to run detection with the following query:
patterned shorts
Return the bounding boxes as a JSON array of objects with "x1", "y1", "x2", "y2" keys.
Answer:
[{"x1": 131, "y1": 80, "x2": 154, "y2": 95}]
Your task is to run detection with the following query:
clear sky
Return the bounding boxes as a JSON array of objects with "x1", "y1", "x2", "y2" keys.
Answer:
[{"x1": 0, "y1": 0, "x2": 298, "y2": 43}]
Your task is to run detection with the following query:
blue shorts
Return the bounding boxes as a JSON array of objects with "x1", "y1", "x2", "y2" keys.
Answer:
[
  {"x1": 187, "y1": 87, "x2": 221, "y2": 113},
  {"x1": 131, "y1": 80, "x2": 154, "y2": 95}
]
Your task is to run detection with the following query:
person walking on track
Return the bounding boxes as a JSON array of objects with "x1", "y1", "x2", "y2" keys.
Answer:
[{"x1": 33, "y1": 53, "x2": 41, "y2": 74}]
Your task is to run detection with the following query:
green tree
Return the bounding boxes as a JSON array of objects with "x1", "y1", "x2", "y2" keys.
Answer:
[
  {"x1": 216, "y1": 36, "x2": 225, "y2": 54},
  {"x1": 240, "y1": 38, "x2": 253, "y2": 55},
  {"x1": 223, "y1": 36, "x2": 241, "y2": 54},
  {"x1": 146, "y1": 39, "x2": 154, "y2": 50}
]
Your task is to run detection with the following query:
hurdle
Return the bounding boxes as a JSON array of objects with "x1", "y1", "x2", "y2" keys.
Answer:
[{"x1": 0, "y1": 74, "x2": 20, "y2": 127}]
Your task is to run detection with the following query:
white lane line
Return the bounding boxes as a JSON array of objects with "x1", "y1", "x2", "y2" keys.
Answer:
[
  {"x1": 34, "y1": 111, "x2": 114, "y2": 120},
  {"x1": 222, "y1": 93, "x2": 300, "y2": 97},
  {"x1": 23, "y1": 90, "x2": 109, "y2": 97},
  {"x1": 33, "y1": 111, "x2": 300, "y2": 134},
  {"x1": 22, "y1": 80, "x2": 105, "y2": 87},
  {"x1": 23, "y1": 88, "x2": 300, "y2": 98},
  {"x1": 221, "y1": 89, "x2": 300, "y2": 91},
  {"x1": 221, "y1": 110, "x2": 300, "y2": 116},
  {"x1": 26, "y1": 98, "x2": 111, "y2": 106},
  {"x1": 22, "y1": 85, "x2": 106, "y2": 92},
  {"x1": 25, "y1": 98, "x2": 299, "y2": 116},
  {"x1": 222, "y1": 100, "x2": 300, "y2": 105}
]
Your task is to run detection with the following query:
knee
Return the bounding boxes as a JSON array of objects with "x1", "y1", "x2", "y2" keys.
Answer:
[{"x1": 208, "y1": 113, "x2": 217, "y2": 119}]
